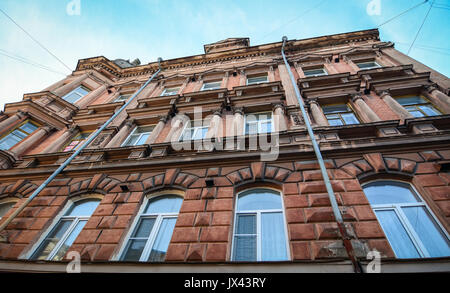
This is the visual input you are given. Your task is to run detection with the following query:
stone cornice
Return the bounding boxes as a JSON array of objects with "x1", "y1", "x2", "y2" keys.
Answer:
[
  {"x1": 75, "y1": 29, "x2": 381, "y2": 79},
  {"x1": 3, "y1": 101, "x2": 70, "y2": 129},
  {"x1": 22, "y1": 91, "x2": 78, "y2": 112},
  {"x1": 2, "y1": 124, "x2": 449, "y2": 180}
]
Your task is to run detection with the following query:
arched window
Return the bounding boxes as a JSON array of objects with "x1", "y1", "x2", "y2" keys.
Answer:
[
  {"x1": 0, "y1": 201, "x2": 16, "y2": 219},
  {"x1": 120, "y1": 195, "x2": 183, "y2": 262},
  {"x1": 31, "y1": 198, "x2": 100, "y2": 261},
  {"x1": 363, "y1": 181, "x2": 450, "y2": 258},
  {"x1": 232, "y1": 188, "x2": 289, "y2": 262}
]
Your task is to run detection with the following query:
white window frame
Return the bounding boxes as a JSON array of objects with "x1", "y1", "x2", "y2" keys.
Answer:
[
  {"x1": 243, "y1": 112, "x2": 273, "y2": 135},
  {"x1": 246, "y1": 75, "x2": 268, "y2": 86},
  {"x1": 121, "y1": 125, "x2": 154, "y2": 147},
  {"x1": 61, "y1": 85, "x2": 90, "y2": 104},
  {"x1": 23, "y1": 196, "x2": 101, "y2": 260},
  {"x1": 114, "y1": 193, "x2": 182, "y2": 262},
  {"x1": 303, "y1": 67, "x2": 328, "y2": 77},
  {"x1": 356, "y1": 61, "x2": 381, "y2": 70},
  {"x1": 36, "y1": 215, "x2": 90, "y2": 261},
  {"x1": 201, "y1": 81, "x2": 222, "y2": 91},
  {"x1": 160, "y1": 87, "x2": 180, "y2": 97},
  {"x1": 178, "y1": 120, "x2": 209, "y2": 141},
  {"x1": 362, "y1": 180, "x2": 450, "y2": 258},
  {"x1": 231, "y1": 188, "x2": 290, "y2": 262}
]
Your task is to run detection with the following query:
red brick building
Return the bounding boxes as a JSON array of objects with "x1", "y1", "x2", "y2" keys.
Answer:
[{"x1": 0, "y1": 29, "x2": 449, "y2": 273}]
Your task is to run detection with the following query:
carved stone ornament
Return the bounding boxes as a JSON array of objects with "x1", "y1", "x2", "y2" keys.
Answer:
[{"x1": 289, "y1": 112, "x2": 304, "y2": 125}]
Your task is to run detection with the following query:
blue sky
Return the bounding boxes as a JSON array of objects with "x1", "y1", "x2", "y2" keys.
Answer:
[{"x1": 0, "y1": 0, "x2": 449, "y2": 109}]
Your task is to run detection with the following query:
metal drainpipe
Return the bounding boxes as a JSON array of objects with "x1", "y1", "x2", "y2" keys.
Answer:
[
  {"x1": 0, "y1": 58, "x2": 164, "y2": 236},
  {"x1": 280, "y1": 37, "x2": 363, "y2": 273}
]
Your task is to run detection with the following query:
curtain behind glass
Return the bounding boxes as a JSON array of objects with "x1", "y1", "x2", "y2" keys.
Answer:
[{"x1": 261, "y1": 212, "x2": 287, "y2": 261}]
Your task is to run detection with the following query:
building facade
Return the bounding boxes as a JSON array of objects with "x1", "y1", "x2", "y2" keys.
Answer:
[{"x1": 0, "y1": 29, "x2": 449, "y2": 273}]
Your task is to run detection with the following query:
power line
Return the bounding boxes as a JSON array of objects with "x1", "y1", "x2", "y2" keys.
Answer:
[
  {"x1": 0, "y1": 7, "x2": 73, "y2": 73},
  {"x1": 0, "y1": 50, "x2": 67, "y2": 76},
  {"x1": 407, "y1": 0, "x2": 435, "y2": 55},
  {"x1": 255, "y1": 0, "x2": 328, "y2": 44},
  {"x1": 377, "y1": 0, "x2": 429, "y2": 28},
  {"x1": 396, "y1": 43, "x2": 450, "y2": 56},
  {"x1": 395, "y1": 42, "x2": 450, "y2": 52},
  {"x1": 432, "y1": 5, "x2": 450, "y2": 10}
]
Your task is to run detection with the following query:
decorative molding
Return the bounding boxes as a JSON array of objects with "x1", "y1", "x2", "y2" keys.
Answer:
[
  {"x1": 351, "y1": 93, "x2": 363, "y2": 103},
  {"x1": 376, "y1": 90, "x2": 391, "y2": 98},
  {"x1": 233, "y1": 107, "x2": 245, "y2": 115},
  {"x1": 125, "y1": 118, "x2": 136, "y2": 127}
]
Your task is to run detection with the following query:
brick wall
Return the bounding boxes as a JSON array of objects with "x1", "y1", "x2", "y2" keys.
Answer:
[{"x1": 0, "y1": 149, "x2": 448, "y2": 263}]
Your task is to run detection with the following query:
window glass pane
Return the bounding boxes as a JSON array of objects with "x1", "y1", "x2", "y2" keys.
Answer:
[
  {"x1": 62, "y1": 86, "x2": 90, "y2": 103},
  {"x1": 304, "y1": 68, "x2": 327, "y2": 77},
  {"x1": 238, "y1": 189, "x2": 282, "y2": 211},
  {"x1": 148, "y1": 217, "x2": 177, "y2": 262},
  {"x1": 410, "y1": 110, "x2": 424, "y2": 118},
  {"x1": 135, "y1": 126, "x2": 154, "y2": 134},
  {"x1": 0, "y1": 202, "x2": 15, "y2": 218},
  {"x1": 261, "y1": 212, "x2": 288, "y2": 261},
  {"x1": 357, "y1": 62, "x2": 380, "y2": 69},
  {"x1": 161, "y1": 87, "x2": 179, "y2": 96},
  {"x1": 202, "y1": 82, "x2": 221, "y2": 91},
  {"x1": 328, "y1": 119, "x2": 343, "y2": 126},
  {"x1": 20, "y1": 122, "x2": 38, "y2": 134},
  {"x1": 322, "y1": 104, "x2": 349, "y2": 114},
  {"x1": 419, "y1": 105, "x2": 440, "y2": 116},
  {"x1": 64, "y1": 133, "x2": 91, "y2": 152},
  {"x1": 12, "y1": 129, "x2": 28, "y2": 140},
  {"x1": 115, "y1": 95, "x2": 131, "y2": 102},
  {"x1": 245, "y1": 122, "x2": 258, "y2": 135},
  {"x1": 123, "y1": 135, "x2": 139, "y2": 146},
  {"x1": 181, "y1": 128, "x2": 193, "y2": 141},
  {"x1": 396, "y1": 96, "x2": 427, "y2": 106},
  {"x1": 122, "y1": 239, "x2": 147, "y2": 261},
  {"x1": 65, "y1": 199, "x2": 100, "y2": 217},
  {"x1": 235, "y1": 214, "x2": 256, "y2": 235},
  {"x1": 32, "y1": 220, "x2": 73, "y2": 260},
  {"x1": 132, "y1": 218, "x2": 156, "y2": 238},
  {"x1": 260, "y1": 121, "x2": 272, "y2": 133},
  {"x1": 202, "y1": 127, "x2": 209, "y2": 138},
  {"x1": 375, "y1": 210, "x2": 420, "y2": 258},
  {"x1": 145, "y1": 196, "x2": 183, "y2": 214},
  {"x1": 406, "y1": 107, "x2": 425, "y2": 118},
  {"x1": 256, "y1": 112, "x2": 272, "y2": 120},
  {"x1": 73, "y1": 140, "x2": 87, "y2": 150},
  {"x1": 75, "y1": 86, "x2": 90, "y2": 96},
  {"x1": 192, "y1": 127, "x2": 208, "y2": 140},
  {"x1": 341, "y1": 113, "x2": 359, "y2": 125},
  {"x1": 0, "y1": 132, "x2": 22, "y2": 150},
  {"x1": 136, "y1": 133, "x2": 151, "y2": 145},
  {"x1": 247, "y1": 76, "x2": 268, "y2": 85},
  {"x1": 402, "y1": 206, "x2": 450, "y2": 257},
  {"x1": 233, "y1": 236, "x2": 257, "y2": 261},
  {"x1": 52, "y1": 220, "x2": 87, "y2": 261},
  {"x1": 63, "y1": 92, "x2": 82, "y2": 104},
  {"x1": 363, "y1": 181, "x2": 420, "y2": 205}
]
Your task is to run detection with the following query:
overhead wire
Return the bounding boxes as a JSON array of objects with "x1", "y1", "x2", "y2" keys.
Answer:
[
  {"x1": 0, "y1": 7, "x2": 73, "y2": 72},
  {"x1": 377, "y1": 0, "x2": 429, "y2": 28},
  {"x1": 255, "y1": 0, "x2": 328, "y2": 44},
  {"x1": 407, "y1": 0, "x2": 435, "y2": 55},
  {"x1": 0, "y1": 49, "x2": 67, "y2": 76}
]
